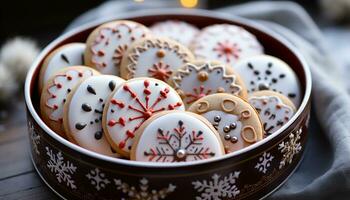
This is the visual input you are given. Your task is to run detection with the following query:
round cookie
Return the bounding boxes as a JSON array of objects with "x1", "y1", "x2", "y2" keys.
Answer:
[
  {"x1": 63, "y1": 75, "x2": 125, "y2": 157},
  {"x1": 103, "y1": 78, "x2": 185, "y2": 157},
  {"x1": 150, "y1": 20, "x2": 199, "y2": 47},
  {"x1": 190, "y1": 24, "x2": 263, "y2": 67},
  {"x1": 131, "y1": 111, "x2": 225, "y2": 162},
  {"x1": 188, "y1": 93, "x2": 263, "y2": 154},
  {"x1": 40, "y1": 66, "x2": 100, "y2": 137},
  {"x1": 249, "y1": 90, "x2": 296, "y2": 137},
  {"x1": 39, "y1": 43, "x2": 86, "y2": 93},
  {"x1": 235, "y1": 55, "x2": 301, "y2": 106},
  {"x1": 120, "y1": 37, "x2": 195, "y2": 82},
  {"x1": 169, "y1": 60, "x2": 248, "y2": 108},
  {"x1": 85, "y1": 20, "x2": 151, "y2": 75}
]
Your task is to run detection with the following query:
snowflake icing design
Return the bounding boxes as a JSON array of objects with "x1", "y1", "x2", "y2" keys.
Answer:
[
  {"x1": 86, "y1": 168, "x2": 110, "y2": 191},
  {"x1": 108, "y1": 80, "x2": 182, "y2": 150},
  {"x1": 46, "y1": 147, "x2": 77, "y2": 189},
  {"x1": 143, "y1": 120, "x2": 216, "y2": 162},
  {"x1": 278, "y1": 128, "x2": 302, "y2": 169},
  {"x1": 255, "y1": 152, "x2": 274, "y2": 174},
  {"x1": 213, "y1": 40, "x2": 241, "y2": 63},
  {"x1": 147, "y1": 61, "x2": 172, "y2": 81},
  {"x1": 185, "y1": 85, "x2": 212, "y2": 104},
  {"x1": 193, "y1": 171, "x2": 241, "y2": 200},
  {"x1": 28, "y1": 121, "x2": 40, "y2": 155},
  {"x1": 114, "y1": 178, "x2": 176, "y2": 200}
]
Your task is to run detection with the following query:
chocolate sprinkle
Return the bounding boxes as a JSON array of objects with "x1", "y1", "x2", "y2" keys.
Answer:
[
  {"x1": 61, "y1": 54, "x2": 70, "y2": 64},
  {"x1": 87, "y1": 85, "x2": 96, "y2": 95},
  {"x1": 94, "y1": 131, "x2": 103, "y2": 140},
  {"x1": 82, "y1": 103, "x2": 92, "y2": 112},
  {"x1": 75, "y1": 123, "x2": 87, "y2": 130},
  {"x1": 109, "y1": 80, "x2": 116, "y2": 91}
]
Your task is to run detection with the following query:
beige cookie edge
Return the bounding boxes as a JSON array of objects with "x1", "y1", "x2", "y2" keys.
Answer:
[
  {"x1": 85, "y1": 20, "x2": 151, "y2": 75},
  {"x1": 130, "y1": 110, "x2": 225, "y2": 161},
  {"x1": 40, "y1": 66, "x2": 100, "y2": 138},
  {"x1": 120, "y1": 36, "x2": 195, "y2": 80}
]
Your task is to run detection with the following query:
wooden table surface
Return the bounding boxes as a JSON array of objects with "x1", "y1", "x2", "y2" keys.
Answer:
[{"x1": 0, "y1": 101, "x2": 58, "y2": 200}]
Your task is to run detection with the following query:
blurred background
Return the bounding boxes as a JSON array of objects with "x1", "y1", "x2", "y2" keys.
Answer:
[{"x1": 1, "y1": 0, "x2": 349, "y2": 46}]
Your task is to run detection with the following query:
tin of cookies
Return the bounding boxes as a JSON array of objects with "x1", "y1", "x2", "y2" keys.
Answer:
[
  {"x1": 85, "y1": 20, "x2": 151, "y2": 75},
  {"x1": 188, "y1": 93, "x2": 263, "y2": 154},
  {"x1": 130, "y1": 110, "x2": 225, "y2": 162},
  {"x1": 102, "y1": 77, "x2": 185, "y2": 157},
  {"x1": 63, "y1": 75, "x2": 124, "y2": 157},
  {"x1": 150, "y1": 20, "x2": 199, "y2": 47},
  {"x1": 38, "y1": 43, "x2": 86, "y2": 93},
  {"x1": 120, "y1": 37, "x2": 195, "y2": 82},
  {"x1": 169, "y1": 60, "x2": 248, "y2": 108},
  {"x1": 40, "y1": 66, "x2": 100, "y2": 137},
  {"x1": 249, "y1": 90, "x2": 296, "y2": 137},
  {"x1": 190, "y1": 24, "x2": 263, "y2": 67},
  {"x1": 235, "y1": 55, "x2": 301, "y2": 106}
]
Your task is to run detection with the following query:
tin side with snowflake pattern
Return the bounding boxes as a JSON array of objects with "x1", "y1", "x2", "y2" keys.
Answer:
[{"x1": 25, "y1": 9, "x2": 311, "y2": 200}]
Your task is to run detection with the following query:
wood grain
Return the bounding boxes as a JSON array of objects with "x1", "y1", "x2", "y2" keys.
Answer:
[{"x1": 0, "y1": 101, "x2": 58, "y2": 199}]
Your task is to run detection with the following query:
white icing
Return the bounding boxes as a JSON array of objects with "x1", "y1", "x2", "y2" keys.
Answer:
[
  {"x1": 191, "y1": 24, "x2": 263, "y2": 66},
  {"x1": 90, "y1": 22, "x2": 149, "y2": 75},
  {"x1": 202, "y1": 110, "x2": 242, "y2": 140},
  {"x1": 134, "y1": 112, "x2": 224, "y2": 162},
  {"x1": 235, "y1": 55, "x2": 301, "y2": 106},
  {"x1": 150, "y1": 20, "x2": 199, "y2": 47},
  {"x1": 249, "y1": 95, "x2": 294, "y2": 136},
  {"x1": 46, "y1": 69, "x2": 94, "y2": 122},
  {"x1": 126, "y1": 38, "x2": 193, "y2": 82},
  {"x1": 105, "y1": 78, "x2": 185, "y2": 154},
  {"x1": 43, "y1": 43, "x2": 85, "y2": 86},
  {"x1": 172, "y1": 62, "x2": 242, "y2": 106},
  {"x1": 67, "y1": 75, "x2": 124, "y2": 156}
]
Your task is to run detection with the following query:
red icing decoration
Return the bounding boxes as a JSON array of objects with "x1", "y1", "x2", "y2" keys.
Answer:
[
  {"x1": 143, "y1": 120, "x2": 215, "y2": 162},
  {"x1": 109, "y1": 80, "x2": 182, "y2": 151},
  {"x1": 213, "y1": 40, "x2": 241, "y2": 63},
  {"x1": 147, "y1": 62, "x2": 172, "y2": 81},
  {"x1": 185, "y1": 85, "x2": 212, "y2": 104}
]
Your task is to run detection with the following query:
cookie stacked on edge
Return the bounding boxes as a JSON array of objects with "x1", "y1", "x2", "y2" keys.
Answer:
[{"x1": 38, "y1": 20, "x2": 301, "y2": 163}]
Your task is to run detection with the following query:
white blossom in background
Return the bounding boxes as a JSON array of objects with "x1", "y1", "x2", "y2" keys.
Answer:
[
  {"x1": 28, "y1": 121, "x2": 40, "y2": 155},
  {"x1": 0, "y1": 63, "x2": 17, "y2": 104},
  {"x1": 46, "y1": 146, "x2": 77, "y2": 189},
  {"x1": 278, "y1": 128, "x2": 302, "y2": 169},
  {"x1": 0, "y1": 37, "x2": 39, "y2": 82},
  {"x1": 192, "y1": 171, "x2": 241, "y2": 200},
  {"x1": 114, "y1": 177, "x2": 176, "y2": 200},
  {"x1": 86, "y1": 168, "x2": 110, "y2": 191}
]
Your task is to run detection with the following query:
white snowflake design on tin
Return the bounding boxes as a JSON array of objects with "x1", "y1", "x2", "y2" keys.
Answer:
[
  {"x1": 255, "y1": 152, "x2": 274, "y2": 174},
  {"x1": 114, "y1": 178, "x2": 176, "y2": 200},
  {"x1": 86, "y1": 168, "x2": 110, "y2": 191},
  {"x1": 192, "y1": 171, "x2": 241, "y2": 200},
  {"x1": 278, "y1": 127, "x2": 302, "y2": 169},
  {"x1": 46, "y1": 146, "x2": 77, "y2": 189},
  {"x1": 28, "y1": 121, "x2": 40, "y2": 155}
]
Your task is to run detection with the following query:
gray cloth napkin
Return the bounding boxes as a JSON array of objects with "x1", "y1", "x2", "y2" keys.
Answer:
[{"x1": 66, "y1": 1, "x2": 350, "y2": 199}]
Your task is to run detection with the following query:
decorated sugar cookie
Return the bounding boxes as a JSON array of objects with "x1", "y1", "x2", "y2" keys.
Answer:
[
  {"x1": 103, "y1": 78, "x2": 185, "y2": 157},
  {"x1": 235, "y1": 55, "x2": 301, "y2": 106},
  {"x1": 169, "y1": 60, "x2": 248, "y2": 108},
  {"x1": 39, "y1": 43, "x2": 86, "y2": 92},
  {"x1": 120, "y1": 37, "x2": 195, "y2": 82},
  {"x1": 63, "y1": 75, "x2": 124, "y2": 157},
  {"x1": 150, "y1": 20, "x2": 199, "y2": 47},
  {"x1": 131, "y1": 111, "x2": 225, "y2": 162},
  {"x1": 190, "y1": 24, "x2": 263, "y2": 66},
  {"x1": 249, "y1": 90, "x2": 296, "y2": 137},
  {"x1": 188, "y1": 93, "x2": 263, "y2": 154},
  {"x1": 40, "y1": 66, "x2": 100, "y2": 137},
  {"x1": 85, "y1": 20, "x2": 151, "y2": 75}
]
